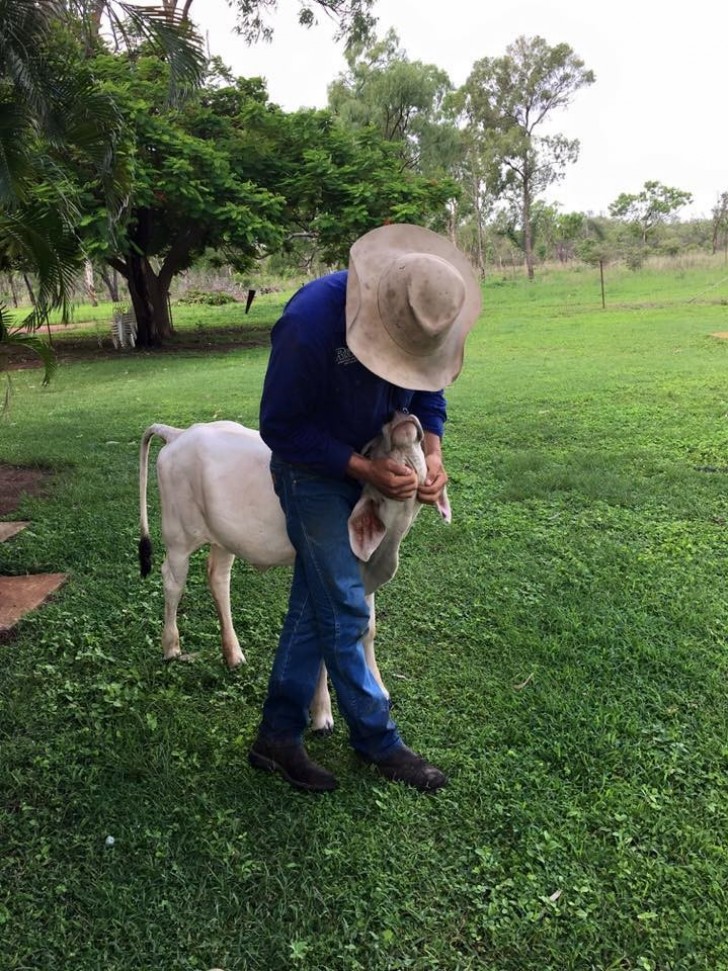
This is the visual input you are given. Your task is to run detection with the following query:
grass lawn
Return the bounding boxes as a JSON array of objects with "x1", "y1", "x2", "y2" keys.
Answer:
[{"x1": 1, "y1": 258, "x2": 728, "y2": 970}]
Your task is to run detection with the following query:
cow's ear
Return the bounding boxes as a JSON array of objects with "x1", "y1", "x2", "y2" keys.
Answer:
[
  {"x1": 436, "y1": 486, "x2": 452, "y2": 524},
  {"x1": 348, "y1": 495, "x2": 386, "y2": 561}
]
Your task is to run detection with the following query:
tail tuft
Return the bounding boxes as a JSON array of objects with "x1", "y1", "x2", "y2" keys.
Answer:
[{"x1": 139, "y1": 535, "x2": 153, "y2": 577}]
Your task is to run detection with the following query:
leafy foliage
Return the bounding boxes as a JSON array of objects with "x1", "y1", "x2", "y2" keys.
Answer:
[
  {"x1": 328, "y1": 29, "x2": 456, "y2": 174},
  {"x1": 86, "y1": 54, "x2": 454, "y2": 344},
  {"x1": 458, "y1": 36, "x2": 595, "y2": 278},
  {"x1": 0, "y1": 3, "x2": 126, "y2": 320},
  {"x1": 226, "y1": 0, "x2": 376, "y2": 47},
  {"x1": 176, "y1": 288, "x2": 239, "y2": 305},
  {"x1": 609, "y1": 180, "x2": 695, "y2": 245},
  {"x1": 0, "y1": 0, "x2": 207, "y2": 379}
]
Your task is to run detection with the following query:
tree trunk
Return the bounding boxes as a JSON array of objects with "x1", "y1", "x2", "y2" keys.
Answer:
[
  {"x1": 83, "y1": 259, "x2": 98, "y2": 306},
  {"x1": 522, "y1": 179, "x2": 534, "y2": 281},
  {"x1": 124, "y1": 253, "x2": 174, "y2": 348},
  {"x1": 107, "y1": 208, "x2": 202, "y2": 346},
  {"x1": 100, "y1": 266, "x2": 121, "y2": 303},
  {"x1": 8, "y1": 273, "x2": 19, "y2": 308},
  {"x1": 22, "y1": 274, "x2": 37, "y2": 305},
  {"x1": 446, "y1": 199, "x2": 458, "y2": 246},
  {"x1": 470, "y1": 173, "x2": 485, "y2": 277}
]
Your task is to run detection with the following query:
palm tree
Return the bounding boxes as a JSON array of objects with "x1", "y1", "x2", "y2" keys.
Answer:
[{"x1": 0, "y1": 0, "x2": 204, "y2": 382}]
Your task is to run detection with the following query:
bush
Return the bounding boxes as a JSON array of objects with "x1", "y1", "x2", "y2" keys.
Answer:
[
  {"x1": 176, "y1": 289, "x2": 238, "y2": 306},
  {"x1": 623, "y1": 247, "x2": 645, "y2": 271}
]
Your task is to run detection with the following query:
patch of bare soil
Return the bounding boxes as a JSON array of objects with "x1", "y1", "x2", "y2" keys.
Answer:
[
  {"x1": 711, "y1": 332, "x2": 728, "y2": 340},
  {"x1": 0, "y1": 465, "x2": 52, "y2": 516},
  {"x1": 1, "y1": 325, "x2": 271, "y2": 371}
]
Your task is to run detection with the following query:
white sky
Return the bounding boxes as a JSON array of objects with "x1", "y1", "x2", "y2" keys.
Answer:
[{"x1": 192, "y1": 0, "x2": 726, "y2": 219}]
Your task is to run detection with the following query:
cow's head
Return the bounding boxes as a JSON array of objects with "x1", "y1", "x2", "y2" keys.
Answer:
[
  {"x1": 363, "y1": 411, "x2": 424, "y2": 463},
  {"x1": 349, "y1": 412, "x2": 450, "y2": 576}
]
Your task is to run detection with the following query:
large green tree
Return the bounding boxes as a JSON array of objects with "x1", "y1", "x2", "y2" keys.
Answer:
[
  {"x1": 328, "y1": 29, "x2": 455, "y2": 173},
  {"x1": 327, "y1": 29, "x2": 467, "y2": 249},
  {"x1": 608, "y1": 180, "x2": 694, "y2": 246},
  {"x1": 1, "y1": 0, "x2": 375, "y2": 351},
  {"x1": 87, "y1": 58, "x2": 284, "y2": 345},
  {"x1": 0, "y1": 0, "x2": 204, "y2": 377},
  {"x1": 88, "y1": 54, "x2": 453, "y2": 346},
  {"x1": 458, "y1": 35, "x2": 595, "y2": 279}
]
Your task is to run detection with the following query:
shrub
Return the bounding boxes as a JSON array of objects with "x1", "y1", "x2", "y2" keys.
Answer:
[{"x1": 177, "y1": 289, "x2": 238, "y2": 306}]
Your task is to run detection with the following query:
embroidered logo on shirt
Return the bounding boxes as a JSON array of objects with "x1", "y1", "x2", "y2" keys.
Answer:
[{"x1": 335, "y1": 346, "x2": 358, "y2": 366}]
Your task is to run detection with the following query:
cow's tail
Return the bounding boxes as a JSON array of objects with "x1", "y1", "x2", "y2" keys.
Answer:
[{"x1": 139, "y1": 423, "x2": 184, "y2": 577}]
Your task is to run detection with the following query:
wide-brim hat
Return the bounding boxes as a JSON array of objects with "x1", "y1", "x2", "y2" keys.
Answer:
[{"x1": 346, "y1": 224, "x2": 482, "y2": 391}]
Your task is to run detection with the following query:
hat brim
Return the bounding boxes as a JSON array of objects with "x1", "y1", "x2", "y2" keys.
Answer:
[{"x1": 346, "y1": 224, "x2": 482, "y2": 391}]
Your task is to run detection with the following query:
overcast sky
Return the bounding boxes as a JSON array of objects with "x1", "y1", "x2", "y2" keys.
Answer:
[{"x1": 191, "y1": 0, "x2": 726, "y2": 220}]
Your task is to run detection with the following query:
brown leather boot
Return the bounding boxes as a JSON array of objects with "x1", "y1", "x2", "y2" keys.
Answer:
[
  {"x1": 365, "y1": 745, "x2": 447, "y2": 791},
  {"x1": 249, "y1": 736, "x2": 338, "y2": 793}
]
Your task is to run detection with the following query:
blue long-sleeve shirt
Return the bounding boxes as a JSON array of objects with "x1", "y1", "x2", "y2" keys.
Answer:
[{"x1": 259, "y1": 270, "x2": 447, "y2": 479}]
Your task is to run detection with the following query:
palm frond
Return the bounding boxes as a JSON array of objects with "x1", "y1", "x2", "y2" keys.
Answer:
[
  {"x1": 0, "y1": 0, "x2": 65, "y2": 121},
  {"x1": 0, "y1": 101, "x2": 37, "y2": 204},
  {"x1": 1, "y1": 206, "x2": 81, "y2": 325},
  {"x1": 112, "y1": 3, "x2": 205, "y2": 101},
  {"x1": 0, "y1": 303, "x2": 57, "y2": 387}
]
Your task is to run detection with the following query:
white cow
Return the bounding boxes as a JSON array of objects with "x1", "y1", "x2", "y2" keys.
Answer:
[{"x1": 138, "y1": 412, "x2": 450, "y2": 732}]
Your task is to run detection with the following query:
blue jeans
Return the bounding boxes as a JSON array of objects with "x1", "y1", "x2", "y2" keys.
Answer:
[{"x1": 259, "y1": 457, "x2": 402, "y2": 759}]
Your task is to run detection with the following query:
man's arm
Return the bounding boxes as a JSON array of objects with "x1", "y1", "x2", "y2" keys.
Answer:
[{"x1": 417, "y1": 430, "x2": 448, "y2": 506}]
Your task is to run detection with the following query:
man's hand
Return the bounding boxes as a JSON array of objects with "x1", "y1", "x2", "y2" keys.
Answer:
[
  {"x1": 347, "y1": 454, "x2": 418, "y2": 500},
  {"x1": 418, "y1": 453, "x2": 449, "y2": 507},
  {"x1": 417, "y1": 431, "x2": 448, "y2": 508}
]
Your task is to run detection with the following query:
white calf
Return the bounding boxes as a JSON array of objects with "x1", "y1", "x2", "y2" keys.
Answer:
[{"x1": 138, "y1": 413, "x2": 448, "y2": 731}]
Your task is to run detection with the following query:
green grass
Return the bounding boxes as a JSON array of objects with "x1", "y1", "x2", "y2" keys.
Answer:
[
  {"x1": 41, "y1": 289, "x2": 296, "y2": 337},
  {"x1": 2, "y1": 259, "x2": 728, "y2": 970}
]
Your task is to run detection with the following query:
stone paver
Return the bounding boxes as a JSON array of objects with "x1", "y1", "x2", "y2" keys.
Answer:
[
  {"x1": 0, "y1": 521, "x2": 30, "y2": 542},
  {"x1": 0, "y1": 574, "x2": 67, "y2": 632}
]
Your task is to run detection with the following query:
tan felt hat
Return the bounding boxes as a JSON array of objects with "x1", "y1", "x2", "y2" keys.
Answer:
[{"x1": 346, "y1": 224, "x2": 482, "y2": 391}]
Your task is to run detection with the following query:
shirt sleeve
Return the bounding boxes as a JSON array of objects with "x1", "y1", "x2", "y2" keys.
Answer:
[
  {"x1": 410, "y1": 390, "x2": 447, "y2": 439},
  {"x1": 259, "y1": 308, "x2": 354, "y2": 478}
]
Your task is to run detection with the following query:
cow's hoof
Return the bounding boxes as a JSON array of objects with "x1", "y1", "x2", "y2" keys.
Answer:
[
  {"x1": 309, "y1": 722, "x2": 334, "y2": 737},
  {"x1": 225, "y1": 652, "x2": 246, "y2": 669}
]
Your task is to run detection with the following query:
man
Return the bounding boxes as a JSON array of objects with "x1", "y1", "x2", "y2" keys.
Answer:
[{"x1": 249, "y1": 223, "x2": 481, "y2": 793}]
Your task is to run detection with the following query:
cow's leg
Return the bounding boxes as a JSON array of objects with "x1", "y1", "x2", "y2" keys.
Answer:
[
  {"x1": 309, "y1": 660, "x2": 334, "y2": 734},
  {"x1": 363, "y1": 594, "x2": 389, "y2": 700},
  {"x1": 207, "y1": 545, "x2": 245, "y2": 668},
  {"x1": 160, "y1": 549, "x2": 190, "y2": 661},
  {"x1": 310, "y1": 595, "x2": 387, "y2": 733}
]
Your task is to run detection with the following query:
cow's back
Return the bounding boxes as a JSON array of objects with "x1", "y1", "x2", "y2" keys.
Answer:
[{"x1": 156, "y1": 421, "x2": 294, "y2": 568}]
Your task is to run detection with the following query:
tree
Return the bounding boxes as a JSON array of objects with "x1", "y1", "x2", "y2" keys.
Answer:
[
  {"x1": 141, "y1": 0, "x2": 377, "y2": 46},
  {"x1": 0, "y1": 1, "x2": 124, "y2": 379},
  {"x1": 0, "y1": 0, "x2": 205, "y2": 378},
  {"x1": 530, "y1": 202, "x2": 585, "y2": 262},
  {"x1": 459, "y1": 35, "x2": 595, "y2": 279},
  {"x1": 275, "y1": 110, "x2": 456, "y2": 265},
  {"x1": 86, "y1": 55, "x2": 452, "y2": 346},
  {"x1": 711, "y1": 191, "x2": 728, "y2": 257},
  {"x1": 608, "y1": 180, "x2": 694, "y2": 246},
  {"x1": 328, "y1": 30, "x2": 455, "y2": 173},
  {"x1": 84, "y1": 61, "x2": 285, "y2": 345},
  {"x1": 328, "y1": 29, "x2": 472, "y2": 253}
]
